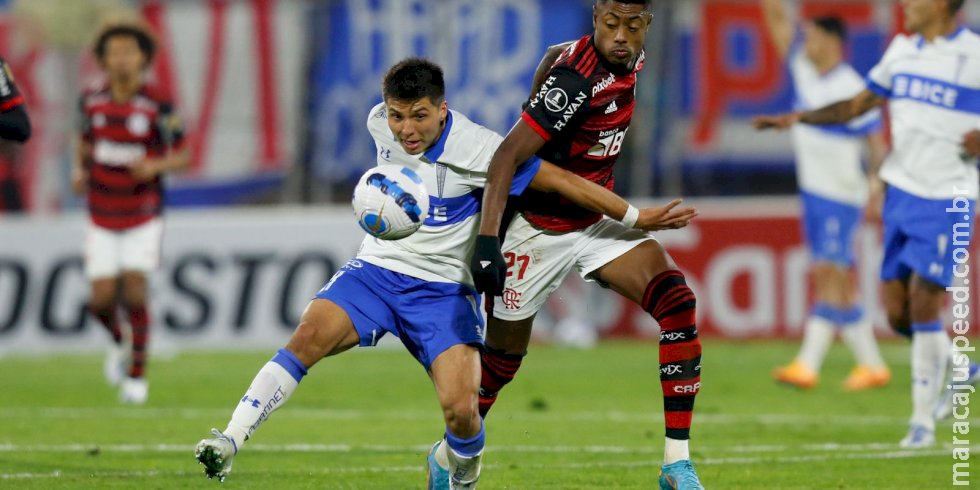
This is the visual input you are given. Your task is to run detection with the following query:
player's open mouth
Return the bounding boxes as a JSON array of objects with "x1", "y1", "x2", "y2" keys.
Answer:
[{"x1": 402, "y1": 139, "x2": 422, "y2": 152}]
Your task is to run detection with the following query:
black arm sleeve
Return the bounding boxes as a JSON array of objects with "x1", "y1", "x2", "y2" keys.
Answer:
[{"x1": 0, "y1": 104, "x2": 30, "y2": 142}]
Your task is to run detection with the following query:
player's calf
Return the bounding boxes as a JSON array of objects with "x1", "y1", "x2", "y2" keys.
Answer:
[{"x1": 478, "y1": 346, "x2": 525, "y2": 417}]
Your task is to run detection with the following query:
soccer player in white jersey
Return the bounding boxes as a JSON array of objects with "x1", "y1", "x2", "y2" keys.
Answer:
[
  {"x1": 755, "y1": 0, "x2": 980, "y2": 447},
  {"x1": 193, "y1": 58, "x2": 696, "y2": 487},
  {"x1": 760, "y1": 0, "x2": 891, "y2": 391}
]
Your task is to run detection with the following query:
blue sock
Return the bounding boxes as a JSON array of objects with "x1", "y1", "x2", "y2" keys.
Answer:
[
  {"x1": 271, "y1": 348, "x2": 308, "y2": 382},
  {"x1": 445, "y1": 420, "x2": 485, "y2": 457},
  {"x1": 837, "y1": 305, "x2": 864, "y2": 325},
  {"x1": 911, "y1": 320, "x2": 943, "y2": 334},
  {"x1": 812, "y1": 303, "x2": 840, "y2": 323}
]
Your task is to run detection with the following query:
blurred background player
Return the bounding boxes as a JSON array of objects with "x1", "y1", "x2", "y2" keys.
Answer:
[
  {"x1": 73, "y1": 23, "x2": 189, "y2": 404},
  {"x1": 754, "y1": 0, "x2": 980, "y2": 447},
  {"x1": 470, "y1": 1, "x2": 704, "y2": 489},
  {"x1": 0, "y1": 53, "x2": 31, "y2": 210},
  {"x1": 760, "y1": 0, "x2": 891, "y2": 391},
  {"x1": 193, "y1": 57, "x2": 680, "y2": 487}
]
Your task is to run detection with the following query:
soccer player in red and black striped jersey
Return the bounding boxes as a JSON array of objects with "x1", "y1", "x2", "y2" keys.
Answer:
[
  {"x1": 72, "y1": 23, "x2": 189, "y2": 404},
  {"x1": 471, "y1": 1, "x2": 705, "y2": 488},
  {"x1": 0, "y1": 54, "x2": 32, "y2": 211}
]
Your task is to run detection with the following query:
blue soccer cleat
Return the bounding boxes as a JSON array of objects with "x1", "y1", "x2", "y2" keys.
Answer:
[
  {"x1": 899, "y1": 424, "x2": 935, "y2": 448},
  {"x1": 659, "y1": 459, "x2": 705, "y2": 489},
  {"x1": 426, "y1": 440, "x2": 450, "y2": 490},
  {"x1": 935, "y1": 362, "x2": 980, "y2": 421}
]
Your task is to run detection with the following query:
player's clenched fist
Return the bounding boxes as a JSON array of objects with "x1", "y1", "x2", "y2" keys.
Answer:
[{"x1": 470, "y1": 235, "x2": 506, "y2": 296}]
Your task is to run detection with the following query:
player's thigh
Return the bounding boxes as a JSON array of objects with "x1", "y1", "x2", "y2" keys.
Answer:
[
  {"x1": 119, "y1": 218, "x2": 163, "y2": 274},
  {"x1": 908, "y1": 273, "x2": 947, "y2": 323},
  {"x1": 84, "y1": 222, "x2": 122, "y2": 280},
  {"x1": 485, "y1": 314, "x2": 535, "y2": 354},
  {"x1": 89, "y1": 277, "x2": 119, "y2": 309},
  {"x1": 119, "y1": 271, "x2": 148, "y2": 307},
  {"x1": 492, "y1": 214, "x2": 579, "y2": 322},
  {"x1": 429, "y1": 344, "x2": 481, "y2": 418},
  {"x1": 285, "y1": 298, "x2": 361, "y2": 367},
  {"x1": 810, "y1": 262, "x2": 853, "y2": 306},
  {"x1": 881, "y1": 278, "x2": 910, "y2": 325},
  {"x1": 585, "y1": 222, "x2": 675, "y2": 305}
]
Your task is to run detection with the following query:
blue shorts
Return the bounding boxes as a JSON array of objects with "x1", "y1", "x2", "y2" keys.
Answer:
[
  {"x1": 881, "y1": 186, "x2": 975, "y2": 288},
  {"x1": 314, "y1": 259, "x2": 484, "y2": 369},
  {"x1": 800, "y1": 191, "x2": 862, "y2": 267}
]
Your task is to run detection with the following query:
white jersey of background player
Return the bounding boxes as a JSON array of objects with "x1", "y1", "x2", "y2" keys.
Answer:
[
  {"x1": 761, "y1": 0, "x2": 890, "y2": 393},
  {"x1": 755, "y1": 0, "x2": 980, "y2": 449}
]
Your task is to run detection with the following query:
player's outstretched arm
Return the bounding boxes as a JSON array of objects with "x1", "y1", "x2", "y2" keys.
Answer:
[
  {"x1": 530, "y1": 161, "x2": 697, "y2": 231},
  {"x1": 760, "y1": 0, "x2": 794, "y2": 59},
  {"x1": 753, "y1": 89, "x2": 886, "y2": 130}
]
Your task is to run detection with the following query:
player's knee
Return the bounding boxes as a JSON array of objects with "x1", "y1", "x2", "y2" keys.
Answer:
[
  {"x1": 88, "y1": 295, "x2": 115, "y2": 315},
  {"x1": 442, "y1": 398, "x2": 480, "y2": 436},
  {"x1": 121, "y1": 289, "x2": 147, "y2": 311}
]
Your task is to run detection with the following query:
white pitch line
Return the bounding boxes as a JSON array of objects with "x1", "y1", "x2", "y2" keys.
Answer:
[
  {"x1": 0, "y1": 407, "x2": 914, "y2": 425},
  {"x1": 0, "y1": 447, "x2": 968, "y2": 480},
  {"x1": 0, "y1": 441, "x2": 969, "y2": 456}
]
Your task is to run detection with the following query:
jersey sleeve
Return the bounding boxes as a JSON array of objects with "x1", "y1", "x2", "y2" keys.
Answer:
[
  {"x1": 156, "y1": 101, "x2": 186, "y2": 149},
  {"x1": 867, "y1": 36, "x2": 907, "y2": 97},
  {"x1": 521, "y1": 65, "x2": 592, "y2": 142},
  {"x1": 0, "y1": 57, "x2": 24, "y2": 112},
  {"x1": 509, "y1": 156, "x2": 542, "y2": 196}
]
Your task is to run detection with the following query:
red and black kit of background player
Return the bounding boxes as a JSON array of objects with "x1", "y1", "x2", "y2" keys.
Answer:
[
  {"x1": 518, "y1": 34, "x2": 643, "y2": 232},
  {"x1": 78, "y1": 79, "x2": 184, "y2": 230},
  {"x1": 0, "y1": 55, "x2": 32, "y2": 212}
]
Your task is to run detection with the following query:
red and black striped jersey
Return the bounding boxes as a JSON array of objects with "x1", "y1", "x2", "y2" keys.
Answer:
[
  {"x1": 0, "y1": 56, "x2": 24, "y2": 113},
  {"x1": 519, "y1": 35, "x2": 644, "y2": 232},
  {"x1": 79, "y1": 83, "x2": 185, "y2": 230}
]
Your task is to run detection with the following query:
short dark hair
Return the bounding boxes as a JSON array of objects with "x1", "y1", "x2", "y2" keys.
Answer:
[
  {"x1": 948, "y1": 0, "x2": 965, "y2": 15},
  {"x1": 596, "y1": 0, "x2": 653, "y2": 7},
  {"x1": 381, "y1": 57, "x2": 446, "y2": 104},
  {"x1": 811, "y1": 16, "x2": 847, "y2": 42},
  {"x1": 94, "y1": 24, "x2": 156, "y2": 65}
]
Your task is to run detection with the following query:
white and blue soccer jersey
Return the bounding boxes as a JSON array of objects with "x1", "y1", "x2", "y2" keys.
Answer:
[
  {"x1": 356, "y1": 102, "x2": 541, "y2": 287},
  {"x1": 867, "y1": 27, "x2": 980, "y2": 200},
  {"x1": 867, "y1": 27, "x2": 980, "y2": 287},
  {"x1": 789, "y1": 44, "x2": 882, "y2": 207}
]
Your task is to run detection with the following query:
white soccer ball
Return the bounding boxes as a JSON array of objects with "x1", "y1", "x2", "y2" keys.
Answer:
[{"x1": 352, "y1": 165, "x2": 429, "y2": 240}]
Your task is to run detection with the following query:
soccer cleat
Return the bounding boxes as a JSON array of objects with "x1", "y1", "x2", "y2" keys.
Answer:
[
  {"x1": 426, "y1": 440, "x2": 450, "y2": 490},
  {"x1": 899, "y1": 424, "x2": 935, "y2": 448},
  {"x1": 659, "y1": 460, "x2": 705, "y2": 490},
  {"x1": 843, "y1": 365, "x2": 891, "y2": 391},
  {"x1": 773, "y1": 360, "x2": 818, "y2": 389},
  {"x1": 119, "y1": 377, "x2": 148, "y2": 404},
  {"x1": 196, "y1": 429, "x2": 237, "y2": 482},
  {"x1": 103, "y1": 342, "x2": 128, "y2": 387},
  {"x1": 935, "y1": 362, "x2": 980, "y2": 420}
]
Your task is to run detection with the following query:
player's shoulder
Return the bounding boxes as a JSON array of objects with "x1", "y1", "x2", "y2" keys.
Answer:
[
  {"x1": 365, "y1": 102, "x2": 390, "y2": 140},
  {"x1": 882, "y1": 33, "x2": 919, "y2": 57},
  {"x1": 136, "y1": 83, "x2": 175, "y2": 106},
  {"x1": 553, "y1": 35, "x2": 601, "y2": 79},
  {"x1": 951, "y1": 27, "x2": 980, "y2": 50},
  {"x1": 440, "y1": 109, "x2": 502, "y2": 170}
]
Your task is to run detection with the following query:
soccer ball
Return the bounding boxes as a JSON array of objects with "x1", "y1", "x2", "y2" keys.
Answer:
[{"x1": 352, "y1": 165, "x2": 430, "y2": 240}]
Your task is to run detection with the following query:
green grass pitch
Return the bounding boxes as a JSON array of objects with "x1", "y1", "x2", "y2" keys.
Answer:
[{"x1": 0, "y1": 340, "x2": 973, "y2": 489}]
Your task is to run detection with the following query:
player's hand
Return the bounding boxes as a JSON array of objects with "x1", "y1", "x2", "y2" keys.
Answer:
[
  {"x1": 864, "y1": 178, "x2": 884, "y2": 223},
  {"x1": 635, "y1": 199, "x2": 698, "y2": 231},
  {"x1": 470, "y1": 235, "x2": 506, "y2": 296},
  {"x1": 130, "y1": 159, "x2": 161, "y2": 182},
  {"x1": 963, "y1": 129, "x2": 980, "y2": 159},
  {"x1": 70, "y1": 167, "x2": 88, "y2": 195},
  {"x1": 752, "y1": 112, "x2": 800, "y2": 131}
]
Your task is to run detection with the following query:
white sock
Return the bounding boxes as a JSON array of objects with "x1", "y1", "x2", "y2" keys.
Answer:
[
  {"x1": 796, "y1": 315, "x2": 836, "y2": 372},
  {"x1": 910, "y1": 329, "x2": 949, "y2": 430},
  {"x1": 664, "y1": 437, "x2": 689, "y2": 465},
  {"x1": 447, "y1": 445, "x2": 482, "y2": 485},
  {"x1": 223, "y1": 353, "x2": 305, "y2": 449},
  {"x1": 840, "y1": 317, "x2": 887, "y2": 369},
  {"x1": 435, "y1": 438, "x2": 450, "y2": 468}
]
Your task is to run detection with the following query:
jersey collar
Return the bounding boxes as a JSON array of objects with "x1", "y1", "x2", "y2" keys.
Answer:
[
  {"x1": 916, "y1": 25, "x2": 966, "y2": 49},
  {"x1": 422, "y1": 111, "x2": 454, "y2": 164}
]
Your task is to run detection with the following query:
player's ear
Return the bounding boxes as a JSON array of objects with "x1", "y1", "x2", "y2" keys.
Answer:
[{"x1": 439, "y1": 99, "x2": 448, "y2": 124}]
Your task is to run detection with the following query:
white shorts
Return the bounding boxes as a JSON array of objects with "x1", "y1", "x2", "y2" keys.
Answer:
[
  {"x1": 493, "y1": 213, "x2": 654, "y2": 321},
  {"x1": 84, "y1": 218, "x2": 164, "y2": 279}
]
